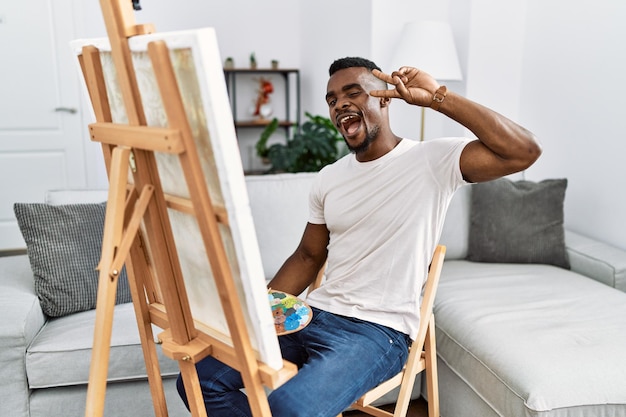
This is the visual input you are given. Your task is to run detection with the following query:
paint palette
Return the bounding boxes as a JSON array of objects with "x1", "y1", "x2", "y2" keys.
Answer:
[{"x1": 268, "y1": 290, "x2": 312, "y2": 335}]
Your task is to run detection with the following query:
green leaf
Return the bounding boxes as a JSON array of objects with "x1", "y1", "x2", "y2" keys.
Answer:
[
  {"x1": 255, "y1": 113, "x2": 346, "y2": 173},
  {"x1": 256, "y1": 118, "x2": 279, "y2": 158}
]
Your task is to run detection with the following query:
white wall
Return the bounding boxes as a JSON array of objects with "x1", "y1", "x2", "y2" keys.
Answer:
[
  {"x1": 464, "y1": 0, "x2": 528, "y2": 125},
  {"x1": 299, "y1": 1, "x2": 373, "y2": 118},
  {"x1": 73, "y1": 0, "x2": 626, "y2": 250},
  {"x1": 454, "y1": 0, "x2": 626, "y2": 250},
  {"x1": 371, "y1": 0, "x2": 465, "y2": 141},
  {"x1": 76, "y1": 0, "x2": 303, "y2": 178},
  {"x1": 519, "y1": 0, "x2": 626, "y2": 249}
]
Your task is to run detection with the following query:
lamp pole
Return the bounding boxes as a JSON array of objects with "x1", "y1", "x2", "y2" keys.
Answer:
[{"x1": 420, "y1": 107, "x2": 426, "y2": 142}]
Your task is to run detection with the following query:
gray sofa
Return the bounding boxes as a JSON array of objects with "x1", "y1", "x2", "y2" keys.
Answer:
[
  {"x1": 434, "y1": 179, "x2": 626, "y2": 417},
  {"x1": 2, "y1": 172, "x2": 626, "y2": 417}
]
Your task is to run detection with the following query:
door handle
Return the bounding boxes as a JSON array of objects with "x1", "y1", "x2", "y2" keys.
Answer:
[{"x1": 54, "y1": 107, "x2": 77, "y2": 114}]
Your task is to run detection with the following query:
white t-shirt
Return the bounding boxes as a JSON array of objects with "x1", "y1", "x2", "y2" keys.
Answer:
[{"x1": 306, "y1": 137, "x2": 470, "y2": 339}]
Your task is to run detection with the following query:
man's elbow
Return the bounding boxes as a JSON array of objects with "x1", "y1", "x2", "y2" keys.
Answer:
[{"x1": 520, "y1": 133, "x2": 542, "y2": 170}]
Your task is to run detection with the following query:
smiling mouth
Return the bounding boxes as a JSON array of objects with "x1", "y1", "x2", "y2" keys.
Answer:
[{"x1": 338, "y1": 113, "x2": 362, "y2": 136}]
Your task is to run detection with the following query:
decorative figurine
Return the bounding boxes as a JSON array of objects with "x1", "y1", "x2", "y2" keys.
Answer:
[{"x1": 252, "y1": 77, "x2": 274, "y2": 119}]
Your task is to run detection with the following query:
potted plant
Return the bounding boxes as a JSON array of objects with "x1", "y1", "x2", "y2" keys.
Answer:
[{"x1": 256, "y1": 112, "x2": 347, "y2": 173}]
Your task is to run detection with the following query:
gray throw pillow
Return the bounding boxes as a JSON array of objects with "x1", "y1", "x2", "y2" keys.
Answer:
[
  {"x1": 467, "y1": 178, "x2": 570, "y2": 269},
  {"x1": 14, "y1": 202, "x2": 132, "y2": 317}
]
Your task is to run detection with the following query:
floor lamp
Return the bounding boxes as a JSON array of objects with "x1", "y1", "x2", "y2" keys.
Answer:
[{"x1": 390, "y1": 21, "x2": 463, "y2": 141}]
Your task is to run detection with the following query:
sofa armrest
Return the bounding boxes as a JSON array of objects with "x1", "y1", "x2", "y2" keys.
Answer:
[
  {"x1": 565, "y1": 230, "x2": 626, "y2": 292},
  {"x1": 0, "y1": 255, "x2": 47, "y2": 417}
]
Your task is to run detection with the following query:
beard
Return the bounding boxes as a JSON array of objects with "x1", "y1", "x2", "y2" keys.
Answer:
[{"x1": 344, "y1": 125, "x2": 380, "y2": 155}]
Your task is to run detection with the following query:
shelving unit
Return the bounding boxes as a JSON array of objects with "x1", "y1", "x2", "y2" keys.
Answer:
[{"x1": 223, "y1": 68, "x2": 301, "y2": 134}]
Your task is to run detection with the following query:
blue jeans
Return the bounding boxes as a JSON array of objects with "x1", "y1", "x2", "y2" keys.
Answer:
[{"x1": 176, "y1": 307, "x2": 410, "y2": 417}]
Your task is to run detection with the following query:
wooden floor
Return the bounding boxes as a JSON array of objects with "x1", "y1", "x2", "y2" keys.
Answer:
[
  {"x1": 343, "y1": 397, "x2": 429, "y2": 417},
  {"x1": 0, "y1": 249, "x2": 26, "y2": 257}
]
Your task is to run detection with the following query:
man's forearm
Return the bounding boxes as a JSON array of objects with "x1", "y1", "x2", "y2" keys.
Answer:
[
  {"x1": 439, "y1": 91, "x2": 539, "y2": 160},
  {"x1": 268, "y1": 251, "x2": 326, "y2": 296},
  {"x1": 437, "y1": 91, "x2": 542, "y2": 182}
]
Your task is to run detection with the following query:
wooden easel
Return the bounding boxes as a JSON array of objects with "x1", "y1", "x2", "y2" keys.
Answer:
[{"x1": 77, "y1": 1, "x2": 296, "y2": 416}]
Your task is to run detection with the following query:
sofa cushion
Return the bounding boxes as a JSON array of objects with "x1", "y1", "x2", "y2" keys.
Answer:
[
  {"x1": 0, "y1": 255, "x2": 46, "y2": 416},
  {"x1": 436, "y1": 260, "x2": 626, "y2": 417},
  {"x1": 25, "y1": 302, "x2": 179, "y2": 388},
  {"x1": 467, "y1": 178, "x2": 569, "y2": 268},
  {"x1": 13, "y1": 202, "x2": 131, "y2": 317},
  {"x1": 565, "y1": 230, "x2": 626, "y2": 291}
]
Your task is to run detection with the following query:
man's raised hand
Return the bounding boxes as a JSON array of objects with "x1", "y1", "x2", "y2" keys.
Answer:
[{"x1": 370, "y1": 67, "x2": 440, "y2": 107}]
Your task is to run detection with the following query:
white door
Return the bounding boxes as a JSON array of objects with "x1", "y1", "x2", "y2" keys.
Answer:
[{"x1": 0, "y1": 0, "x2": 88, "y2": 251}]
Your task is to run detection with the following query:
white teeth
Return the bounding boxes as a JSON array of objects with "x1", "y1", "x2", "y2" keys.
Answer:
[{"x1": 339, "y1": 115, "x2": 357, "y2": 124}]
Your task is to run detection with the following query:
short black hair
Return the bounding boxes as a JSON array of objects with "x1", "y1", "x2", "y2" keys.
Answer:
[{"x1": 329, "y1": 57, "x2": 381, "y2": 76}]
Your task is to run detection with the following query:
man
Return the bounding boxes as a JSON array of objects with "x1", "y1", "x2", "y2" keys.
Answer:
[{"x1": 177, "y1": 57, "x2": 541, "y2": 416}]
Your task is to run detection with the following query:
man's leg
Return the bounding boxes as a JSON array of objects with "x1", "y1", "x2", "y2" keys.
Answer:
[
  {"x1": 268, "y1": 308, "x2": 410, "y2": 417},
  {"x1": 176, "y1": 308, "x2": 409, "y2": 417},
  {"x1": 176, "y1": 355, "x2": 251, "y2": 417},
  {"x1": 175, "y1": 330, "x2": 310, "y2": 417}
]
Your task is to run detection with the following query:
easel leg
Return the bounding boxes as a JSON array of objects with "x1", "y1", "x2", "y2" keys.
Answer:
[
  {"x1": 85, "y1": 147, "x2": 131, "y2": 417},
  {"x1": 84, "y1": 267, "x2": 120, "y2": 417},
  {"x1": 179, "y1": 359, "x2": 209, "y2": 417},
  {"x1": 126, "y1": 246, "x2": 170, "y2": 417}
]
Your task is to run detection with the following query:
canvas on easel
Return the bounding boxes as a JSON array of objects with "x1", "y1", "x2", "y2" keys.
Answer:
[
  {"x1": 73, "y1": 28, "x2": 283, "y2": 372},
  {"x1": 71, "y1": 2, "x2": 296, "y2": 416}
]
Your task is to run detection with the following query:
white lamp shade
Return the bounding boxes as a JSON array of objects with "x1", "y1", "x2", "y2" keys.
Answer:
[{"x1": 390, "y1": 21, "x2": 462, "y2": 81}]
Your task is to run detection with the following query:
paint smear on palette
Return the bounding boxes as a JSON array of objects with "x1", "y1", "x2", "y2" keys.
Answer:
[{"x1": 268, "y1": 291, "x2": 312, "y2": 335}]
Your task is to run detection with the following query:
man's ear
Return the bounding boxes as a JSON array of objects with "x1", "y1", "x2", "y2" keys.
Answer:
[{"x1": 380, "y1": 97, "x2": 391, "y2": 107}]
